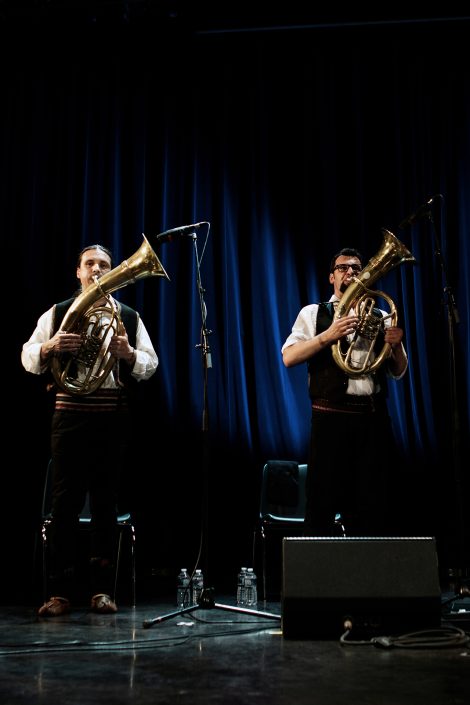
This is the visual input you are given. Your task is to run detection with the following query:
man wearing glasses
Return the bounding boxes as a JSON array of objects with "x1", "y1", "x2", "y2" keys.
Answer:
[{"x1": 282, "y1": 248, "x2": 408, "y2": 536}]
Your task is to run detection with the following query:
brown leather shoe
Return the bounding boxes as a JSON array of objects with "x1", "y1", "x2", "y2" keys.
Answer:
[
  {"x1": 90, "y1": 593, "x2": 118, "y2": 614},
  {"x1": 38, "y1": 596, "x2": 71, "y2": 617}
]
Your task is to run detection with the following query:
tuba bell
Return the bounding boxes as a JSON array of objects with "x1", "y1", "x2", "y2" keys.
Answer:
[
  {"x1": 51, "y1": 234, "x2": 169, "y2": 395},
  {"x1": 331, "y1": 228, "x2": 416, "y2": 377}
]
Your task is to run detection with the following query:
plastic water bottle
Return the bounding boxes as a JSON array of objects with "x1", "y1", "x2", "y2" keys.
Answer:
[
  {"x1": 245, "y1": 568, "x2": 258, "y2": 607},
  {"x1": 176, "y1": 568, "x2": 191, "y2": 607},
  {"x1": 191, "y1": 569, "x2": 204, "y2": 606},
  {"x1": 237, "y1": 567, "x2": 247, "y2": 606}
]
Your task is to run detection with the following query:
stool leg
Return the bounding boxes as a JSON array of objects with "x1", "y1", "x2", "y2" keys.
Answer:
[
  {"x1": 113, "y1": 531, "x2": 123, "y2": 602},
  {"x1": 41, "y1": 520, "x2": 50, "y2": 602},
  {"x1": 261, "y1": 524, "x2": 267, "y2": 603},
  {"x1": 130, "y1": 524, "x2": 136, "y2": 608}
]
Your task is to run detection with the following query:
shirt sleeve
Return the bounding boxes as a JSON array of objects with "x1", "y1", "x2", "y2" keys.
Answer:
[
  {"x1": 21, "y1": 307, "x2": 54, "y2": 375},
  {"x1": 131, "y1": 315, "x2": 159, "y2": 381},
  {"x1": 382, "y1": 311, "x2": 408, "y2": 380},
  {"x1": 281, "y1": 304, "x2": 319, "y2": 353}
]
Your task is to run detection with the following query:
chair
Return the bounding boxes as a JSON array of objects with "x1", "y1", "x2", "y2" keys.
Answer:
[
  {"x1": 257, "y1": 460, "x2": 345, "y2": 601},
  {"x1": 39, "y1": 459, "x2": 137, "y2": 607},
  {"x1": 257, "y1": 460, "x2": 307, "y2": 601}
]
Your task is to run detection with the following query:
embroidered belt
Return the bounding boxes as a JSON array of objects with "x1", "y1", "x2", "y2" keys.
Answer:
[
  {"x1": 312, "y1": 396, "x2": 378, "y2": 414},
  {"x1": 55, "y1": 389, "x2": 128, "y2": 412}
]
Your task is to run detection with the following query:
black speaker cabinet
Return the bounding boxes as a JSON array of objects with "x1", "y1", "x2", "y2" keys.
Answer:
[{"x1": 282, "y1": 537, "x2": 441, "y2": 639}]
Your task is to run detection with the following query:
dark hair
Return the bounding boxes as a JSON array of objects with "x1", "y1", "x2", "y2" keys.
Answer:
[
  {"x1": 76, "y1": 244, "x2": 113, "y2": 268},
  {"x1": 329, "y1": 247, "x2": 363, "y2": 273}
]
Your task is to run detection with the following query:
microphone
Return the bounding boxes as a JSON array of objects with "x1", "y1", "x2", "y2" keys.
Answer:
[
  {"x1": 399, "y1": 194, "x2": 443, "y2": 228},
  {"x1": 153, "y1": 222, "x2": 206, "y2": 245}
]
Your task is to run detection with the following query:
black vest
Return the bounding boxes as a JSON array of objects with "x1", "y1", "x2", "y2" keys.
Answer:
[{"x1": 307, "y1": 302, "x2": 388, "y2": 401}]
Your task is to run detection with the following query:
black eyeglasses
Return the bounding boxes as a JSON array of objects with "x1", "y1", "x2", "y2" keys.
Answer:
[{"x1": 333, "y1": 264, "x2": 362, "y2": 274}]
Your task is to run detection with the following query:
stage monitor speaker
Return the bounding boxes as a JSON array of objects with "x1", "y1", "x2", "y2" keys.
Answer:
[{"x1": 282, "y1": 537, "x2": 441, "y2": 639}]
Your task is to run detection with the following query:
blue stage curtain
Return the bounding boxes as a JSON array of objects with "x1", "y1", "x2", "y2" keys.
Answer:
[{"x1": 7, "y1": 17, "x2": 469, "y2": 580}]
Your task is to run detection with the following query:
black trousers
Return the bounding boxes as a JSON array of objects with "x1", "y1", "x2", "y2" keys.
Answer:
[
  {"x1": 48, "y1": 408, "x2": 130, "y2": 598},
  {"x1": 305, "y1": 405, "x2": 402, "y2": 536}
]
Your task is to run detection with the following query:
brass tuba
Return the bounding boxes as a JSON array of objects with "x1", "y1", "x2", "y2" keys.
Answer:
[
  {"x1": 331, "y1": 228, "x2": 416, "y2": 377},
  {"x1": 51, "y1": 234, "x2": 169, "y2": 395}
]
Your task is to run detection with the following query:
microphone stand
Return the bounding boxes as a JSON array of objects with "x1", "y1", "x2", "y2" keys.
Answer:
[
  {"x1": 143, "y1": 229, "x2": 280, "y2": 628},
  {"x1": 425, "y1": 207, "x2": 467, "y2": 582}
]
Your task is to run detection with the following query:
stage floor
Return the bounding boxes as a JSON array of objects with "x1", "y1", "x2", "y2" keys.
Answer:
[{"x1": 0, "y1": 593, "x2": 469, "y2": 705}]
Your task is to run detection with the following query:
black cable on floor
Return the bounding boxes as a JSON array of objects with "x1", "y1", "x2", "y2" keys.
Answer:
[{"x1": 340, "y1": 625, "x2": 469, "y2": 649}]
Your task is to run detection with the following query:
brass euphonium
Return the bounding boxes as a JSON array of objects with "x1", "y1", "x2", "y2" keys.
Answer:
[
  {"x1": 51, "y1": 234, "x2": 169, "y2": 395},
  {"x1": 331, "y1": 228, "x2": 416, "y2": 377}
]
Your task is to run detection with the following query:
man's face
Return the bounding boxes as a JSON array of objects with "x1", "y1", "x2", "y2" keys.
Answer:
[
  {"x1": 329, "y1": 255, "x2": 362, "y2": 298},
  {"x1": 76, "y1": 248, "x2": 112, "y2": 290}
]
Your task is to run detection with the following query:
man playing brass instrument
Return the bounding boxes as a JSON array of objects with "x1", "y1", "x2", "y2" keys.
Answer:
[
  {"x1": 22, "y1": 244, "x2": 158, "y2": 617},
  {"x1": 282, "y1": 247, "x2": 408, "y2": 536}
]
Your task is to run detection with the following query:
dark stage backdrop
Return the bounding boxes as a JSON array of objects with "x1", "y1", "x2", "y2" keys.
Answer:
[{"x1": 3, "y1": 14, "x2": 469, "y2": 600}]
